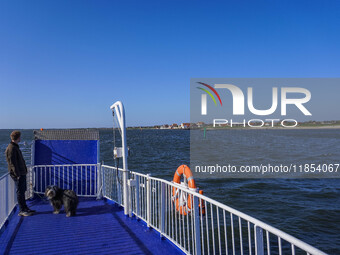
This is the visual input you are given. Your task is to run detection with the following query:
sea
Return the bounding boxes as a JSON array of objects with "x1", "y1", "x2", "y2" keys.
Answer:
[{"x1": 0, "y1": 129, "x2": 339, "y2": 254}]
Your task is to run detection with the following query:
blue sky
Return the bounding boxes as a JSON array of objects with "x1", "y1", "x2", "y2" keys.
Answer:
[{"x1": 0, "y1": 0, "x2": 339, "y2": 128}]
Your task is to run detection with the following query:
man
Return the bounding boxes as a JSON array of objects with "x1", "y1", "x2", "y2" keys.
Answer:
[{"x1": 5, "y1": 131, "x2": 35, "y2": 216}]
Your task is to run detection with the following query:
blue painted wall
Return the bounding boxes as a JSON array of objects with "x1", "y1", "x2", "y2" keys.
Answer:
[
  {"x1": 34, "y1": 140, "x2": 98, "y2": 165},
  {"x1": 33, "y1": 140, "x2": 99, "y2": 194}
]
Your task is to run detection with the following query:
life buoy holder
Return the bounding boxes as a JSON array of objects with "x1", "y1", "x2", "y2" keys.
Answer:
[{"x1": 172, "y1": 165, "x2": 205, "y2": 215}]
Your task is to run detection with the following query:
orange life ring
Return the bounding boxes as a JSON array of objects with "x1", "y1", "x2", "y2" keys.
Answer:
[
  {"x1": 198, "y1": 190, "x2": 206, "y2": 215},
  {"x1": 172, "y1": 165, "x2": 205, "y2": 215}
]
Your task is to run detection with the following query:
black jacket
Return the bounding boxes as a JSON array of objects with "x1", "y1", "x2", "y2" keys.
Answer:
[{"x1": 5, "y1": 142, "x2": 27, "y2": 178}]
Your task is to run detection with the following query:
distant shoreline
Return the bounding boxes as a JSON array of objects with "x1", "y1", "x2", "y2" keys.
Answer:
[{"x1": 1, "y1": 125, "x2": 340, "y2": 131}]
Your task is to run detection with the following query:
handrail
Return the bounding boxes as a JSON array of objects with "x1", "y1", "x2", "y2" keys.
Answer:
[
  {"x1": 150, "y1": 176, "x2": 326, "y2": 255},
  {"x1": 0, "y1": 173, "x2": 17, "y2": 231},
  {"x1": 0, "y1": 172, "x2": 10, "y2": 181},
  {"x1": 102, "y1": 164, "x2": 327, "y2": 255},
  {"x1": 31, "y1": 164, "x2": 98, "y2": 167},
  {"x1": 31, "y1": 164, "x2": 101, "y2": 197},
  {"x1": 1, "y1": 165, "x2": 328, "y2": 255}
]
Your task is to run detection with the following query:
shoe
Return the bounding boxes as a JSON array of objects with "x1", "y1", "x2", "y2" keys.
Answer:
[{"x1": 18, "y1": 211, "x2": 33, "y2": 217}]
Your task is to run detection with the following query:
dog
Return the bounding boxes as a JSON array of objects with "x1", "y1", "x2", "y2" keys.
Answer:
[{"x1": 45, "y1": 185, "x2": 79, "y2": 217}]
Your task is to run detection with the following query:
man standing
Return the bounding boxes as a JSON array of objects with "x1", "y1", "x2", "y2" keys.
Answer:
[{"x1": 5, "y1": 131, "x2": 35, "y2": 216}]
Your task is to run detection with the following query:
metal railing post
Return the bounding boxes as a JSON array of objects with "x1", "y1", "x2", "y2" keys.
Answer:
[
  {"x1": 255, "y1": 225, "x2": 264, "y2": 255},
  {"x1": 160, "y1": 182, "x2": 166, "y2": 236},
  {"x1": 127, "y1": 178, "x2": 137, "y2": 217},
  {"x1": 96, "y1": 163, "x2": 102, "y2": 199},
  {"x1": 146, "y1": 174, "x2": 151, "y2": 227},
  {"x1": 135, "y1": 176, "x2": 140, "y2": 218},
  {"x1": 193, "y1": 189, "x2": 202, "y2": 255},
  {"x1": 127, "y1": 179, "x2": 132, "y2": 217},
  {"x1": 123, "y1": 169, "x2": 129, "y2": 216},
  {"x1": 117, "y1": 170, "x2": 122, "y2": 205},
  {"x1": 102, "y1": 166, "x2": 106, "y2": 198},
  {"x1": 5, "y1": 175, "x2": 9, "y2": 217}
]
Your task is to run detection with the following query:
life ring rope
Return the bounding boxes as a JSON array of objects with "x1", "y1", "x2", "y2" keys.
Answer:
[{"x1": 172, "y1": 165, "x2": 205, "y2": 216}]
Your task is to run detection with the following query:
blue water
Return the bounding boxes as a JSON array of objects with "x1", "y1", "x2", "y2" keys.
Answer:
[{"x1": 0, "y1": 129, "x2": 339, "y2": 254}]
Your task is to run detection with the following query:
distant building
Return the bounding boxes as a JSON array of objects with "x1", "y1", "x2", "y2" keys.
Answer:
[
  {"x1": 181, "y1": 123, "x2": 190, "y2": 129},
  {"x1": 190, "y1": 123, "x2": 198, "y2": 129},
  {"x1": 196, "y1": 121, "x2": 205, "y2": 128},
  {"x1": 321, "y1": 121, "x2": 334, "y2": 124},
  {"x1": 160, "y1": 124, "x2": 170, "y2": 129},
  {"x1": 170, "y1": 123, "x2": 178, "y2": 129}
]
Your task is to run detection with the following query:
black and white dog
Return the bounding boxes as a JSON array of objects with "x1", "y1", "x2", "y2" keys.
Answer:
[{"x1": 45, "y1": 185, "x2": 79, "y2": 217}]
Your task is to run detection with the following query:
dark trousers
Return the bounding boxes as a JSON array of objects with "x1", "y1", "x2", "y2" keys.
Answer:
[{"x1": 12, "y1": 175, "x2": 28, "y2": 212}]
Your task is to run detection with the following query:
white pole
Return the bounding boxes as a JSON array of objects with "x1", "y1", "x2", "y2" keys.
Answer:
[
  {"x1": 146, "y1": 174, "x2": 151, "y2": 227},
  {"x1": 110, "y1": 101, "x2": 129, "y2": 215}
]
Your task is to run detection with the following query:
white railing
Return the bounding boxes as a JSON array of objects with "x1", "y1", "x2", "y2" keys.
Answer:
[
  {"x1": 31, "y1": 164, "x2": 101, "y2": 198},
  {"x1": 102, "y1": 165, "x2": 124, "y2": 206},
  {"x1": 1, "y1": 163, "x2": 101, "y2": 231},
  {"x1": 102, "y1": 165, "x2": 327, "y2": 255},
  {"x1": 0, "y1": 169, "x2": 34, "y2": 231},
  {"x1": 0, "y1": 164, "x2": 328, "y2": 254},
  {"x1": 0, "y1": 173, "x2": 17, "y2": 230}
]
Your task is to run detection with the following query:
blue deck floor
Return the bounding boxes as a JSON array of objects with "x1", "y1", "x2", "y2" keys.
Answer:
[{"x1": 0, "y1": 197, "x2": 183, "y2": 255}]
